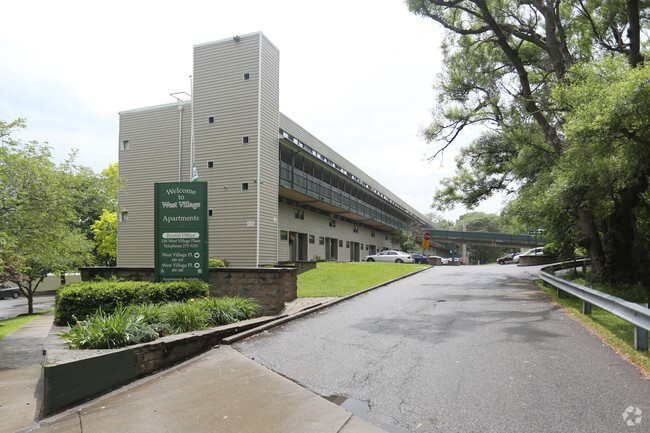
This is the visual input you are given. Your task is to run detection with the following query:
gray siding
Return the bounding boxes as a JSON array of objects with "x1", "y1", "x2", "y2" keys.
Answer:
[
  {"x1": 117, "y1": 102, "x2": 192, "y2": 267},
  {"x1": 193, "y1": 32, "x2": 279, "y2": 267},
  {"x1": 257, "y1": 35, "x2": 280, "y2": 265},
  {"x1": 277, "y1": 203, "x2": 396, "y2": 262}
]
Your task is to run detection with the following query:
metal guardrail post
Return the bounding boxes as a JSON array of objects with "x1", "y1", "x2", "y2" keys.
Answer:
[
  {"x1": 540, "y1": 260, "x2": 650, "y2": 352},
  {"x1": 636, "y1": 304, "x2": 649, "y2": 351}
]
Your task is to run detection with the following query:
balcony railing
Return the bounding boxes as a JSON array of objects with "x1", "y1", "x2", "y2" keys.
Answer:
[{"x1": 279, "y1": 161, "x2": 406, "y2": 229}]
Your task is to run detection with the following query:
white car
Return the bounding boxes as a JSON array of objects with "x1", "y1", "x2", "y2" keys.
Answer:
[
  {"x1": 514, "y1": 247, "x2": 544, "y2": 263},
  {"x1": 364, "y1": 250, "x2": 414, "y2": 263}
]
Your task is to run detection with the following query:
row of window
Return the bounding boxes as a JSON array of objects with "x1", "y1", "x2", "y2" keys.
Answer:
[
  {"x1": 279, "y1": 230, "x2": 375, "y2": 250},
  {"x1": 293, "y1": 209, "x2": 379, "y2": 237}
]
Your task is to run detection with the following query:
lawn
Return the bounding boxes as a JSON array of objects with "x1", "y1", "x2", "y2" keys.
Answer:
[
  {"x1": 297, "y1": 262, "x2": 429, "y2": 297},
  {"x1": 0, "y1": 311, "x2": 52, "y2": 339}
]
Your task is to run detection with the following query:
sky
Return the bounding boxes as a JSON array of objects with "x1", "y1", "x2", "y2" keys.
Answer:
[{"x1": 0, "y1": 0, "x2": 508, "y2": 223}]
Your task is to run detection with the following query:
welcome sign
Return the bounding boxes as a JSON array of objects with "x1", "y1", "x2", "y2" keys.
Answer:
[{"x1": 154, "y1": 182, "x2": 209, "y2": 282}]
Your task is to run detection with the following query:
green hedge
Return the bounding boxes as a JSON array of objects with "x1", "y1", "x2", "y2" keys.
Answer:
[{"x1": 54, "y1": 280, "x2": 209, "y2": 326}]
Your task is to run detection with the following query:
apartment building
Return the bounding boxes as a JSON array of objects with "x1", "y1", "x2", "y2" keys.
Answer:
[{"x1": 117, "y1": 32, "x2": 435, "y2": 267}]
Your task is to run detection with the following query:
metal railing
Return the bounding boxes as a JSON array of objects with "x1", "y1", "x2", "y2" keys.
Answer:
[
  {"x1": 279, "y1": 161, "x2": 407, "y2": 229},
  {"x1": 540, "y1": 260, "x2": 650, "y2": 351}
]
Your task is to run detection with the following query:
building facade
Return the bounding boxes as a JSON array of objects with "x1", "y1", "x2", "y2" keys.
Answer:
[{"x1": 117, "y1": 32, "x2": 437, "y2": 268}]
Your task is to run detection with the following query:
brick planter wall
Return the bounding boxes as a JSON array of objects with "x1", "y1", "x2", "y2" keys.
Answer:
[
  {"x1": 209, "y1": 268, "x2": 297, "y2": 315},
  {"x1": 78, "y1": 267, "x2": 297, "y2": 315}
]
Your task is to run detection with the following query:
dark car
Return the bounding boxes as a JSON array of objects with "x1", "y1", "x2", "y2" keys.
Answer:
[
  {"x1": 497, "y1": 253, "x2": 515, "y2": 265},
  {"x1": 0, "y1": 284, "x2": 21, "y2": 299},
  {"x1": 410, "y1": 253, "x2": 430, "y2": 264}
]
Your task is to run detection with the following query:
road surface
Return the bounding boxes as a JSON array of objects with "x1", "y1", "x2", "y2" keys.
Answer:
[{"x1": 234, "y1": 264, "x2": 649, "y2": 432}]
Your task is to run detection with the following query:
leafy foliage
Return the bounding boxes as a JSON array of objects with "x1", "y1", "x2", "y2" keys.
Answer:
[
  {"x1": 407, "y1": 0, "x2": 650, "y2": 293},
  {"x1": 201, "y1": 296, "x2": 261, "y2": 325},
  {"x1": 0, "y1": 119, "x2": 123, "y2": 313},
  {"x1": 58, "y1": 296, "x2": 262, "y2": 349},
  {"x1": 91, "y1": 210, "x2": 117, "y2": 266},
  {"x1": 390, "y1": 229, "x2": 418, "y2": 252},
  {"x1": 58, "y1": 304, "x2": 158, "y2": 349},
  {"x1": 54, "y1": 280, "x2": 209, "y2": 325},
  {"x1": 160, "y1": 301, "x2": 207, "y2": 334}
]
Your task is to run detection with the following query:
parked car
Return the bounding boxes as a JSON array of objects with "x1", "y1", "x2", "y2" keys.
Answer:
[
  {"x1": 513, "y1": 247, "x2": 544, "y2": 264},
  {"x1": 410, "y1": 253, "x2": 430, "y2": 264},
  {"x1": 0, "y1": 284, "x2": 21, "y2": 299},
  {"x1": 440, "y1": 257, "x2": 450, "y2": 265},
  {"x1": 497, "y1": 253, "x2": 516, "y2": 265},
  {"x1": 524, "y1": 246, "x2": 545, "y2": 256},
  {"x1": 364, "y1": 250, "x2": 415, "y2": 263}
]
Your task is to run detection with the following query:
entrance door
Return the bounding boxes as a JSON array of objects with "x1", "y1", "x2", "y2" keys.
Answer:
[
  {"x1": 298, "y1": 233, "x2": 308, "y2": 260},
  {"x1": 350, "y1": 242, "x2": 360, "y2": 261},
  {"x1": 325, "y1": 238, "x2": 338, "y2": 261}
]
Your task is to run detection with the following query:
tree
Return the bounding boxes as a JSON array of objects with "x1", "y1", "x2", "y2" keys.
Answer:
[
  {"x1": 407, "y1": 0, "x2": 650, "y2": 294},
  {"x1": 425, "y1": 211, "x2": 454, "y2": 230},
  {"x1": 0, "y1": 119, "x2": 95, "y2": 313},
  {"x1": 391, "y1": 229, "x2": 419, "y2": 252},
  {"x1": 91, "y1": 210, "x2": 117, "y2": 266}
]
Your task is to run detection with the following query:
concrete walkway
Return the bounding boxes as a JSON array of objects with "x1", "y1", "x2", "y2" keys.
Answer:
[{"x1": 1, "y1": 299, "x2": 385, "y2": 433}]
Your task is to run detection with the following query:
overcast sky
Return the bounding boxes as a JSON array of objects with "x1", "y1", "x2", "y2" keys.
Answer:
[{"x1": 0, "y1": 0, "x2": 507, "y2": 222}]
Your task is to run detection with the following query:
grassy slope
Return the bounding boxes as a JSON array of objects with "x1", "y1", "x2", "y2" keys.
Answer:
[{"x1": 298, "y1": 262, "x2": 428, "y2": 297}]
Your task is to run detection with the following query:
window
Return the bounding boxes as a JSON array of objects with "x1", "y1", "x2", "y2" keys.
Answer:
[
  {"x1": 353, "y1": 225, "x2": 359, "y2": 233},
  {"x1": 280, "y1": 230, "x2": 288, "y2": 241},
  {"x1": 319, "y1": 237, "x2": 324, "y2": 245},
  {"x1": 243, "y1": 73, "x2": 250, "y2": 80},
  {"x1": 120, "y1": 140, "x2": 129, "y2": 151},
  {"x1": 339, "y1": 240, "x2": 343, "y2": 247},
  {"x1": 207, "y1": 161, "x2": 214, "y2": 168},
  {"x1": 119, "y1": 211, "x2": 128, "y2": 222},
  {"x1": 329, "y1": 218, "x2": 336, "y2": 227},
  {"x1": 242, "y1": 136, "x2": 249, "y2": 144},
  {"x1": 241, "y1": 182, "x2": 249, "y2": 191},
  {"x1": 309, "y1": 235, "x2": 315, "y2": 244},
  {"x1": 208, "y1": 116, "x2": 215, "y2": 124},
  {"x1": 294, "y1": 209, "x2": 304, "y2": 220},
  {"x1": 371, "y1": 231, "x2": 375, "y2": 238},
  {"x1": 361, "y1": 243, "x2": 364, "y2": 250},
  {"x1": 208, "y1": 209, "x2": 213, "y2": 217},
  {"x1": 346, "y1": 241, "x2": 350, "y2": 248}
]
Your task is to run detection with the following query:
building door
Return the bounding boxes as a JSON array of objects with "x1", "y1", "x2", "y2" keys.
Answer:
[
  {"x1": 289, "y1": 231, "x2": 298, "y2": 261},
  {"x1": 298, "y1": 233, "x2": 308, "y2": 261},
  {"x1": 325, "y1": 237, "x2": 338, "y2": 261},
  {"x1": 350, "y1": 242, "x2": 360, "y2": 261}
]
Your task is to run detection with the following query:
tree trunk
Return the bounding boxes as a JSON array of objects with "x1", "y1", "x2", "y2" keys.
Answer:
[
  {"x1": 576, "y1": 207, "x2": 607, "y2": 280},
  {"x1": 26, "y1": 281, "x2": 34, "y2": 315},
  {"x1": 603, "y1": 177, "x2": 650, "y2": 290}
]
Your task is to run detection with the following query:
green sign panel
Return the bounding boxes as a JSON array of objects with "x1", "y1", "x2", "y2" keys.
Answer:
[{"x1": 154, "y1": 182, "x2": 209, "y2": 282}]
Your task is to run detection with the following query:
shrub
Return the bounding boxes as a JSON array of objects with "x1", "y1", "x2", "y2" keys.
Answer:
[
  {"x1": 54, "y1": 280, "x2": 209, "y2": 326},
  {"x1": 201, "y1": 296, "x2": 262, "y2": 326},
  {"x1": 58, "y1": 304, "x2": 158, "y2": 349},
  {"x1": 209, "y1": 257, "x2": 231, "y2": 268},
  {"x1": 160, "y1": 300, "x2": 207, "y2": 334}
]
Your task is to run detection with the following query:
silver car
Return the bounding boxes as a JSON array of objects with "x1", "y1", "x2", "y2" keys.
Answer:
[{"x1": 363, "y1": 250, "x2": 414, "y2": 263}]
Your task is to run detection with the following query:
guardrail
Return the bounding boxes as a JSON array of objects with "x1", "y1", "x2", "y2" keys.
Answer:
[{"x1": 540, "y1": 260, "x2": 650, "y2": 351}]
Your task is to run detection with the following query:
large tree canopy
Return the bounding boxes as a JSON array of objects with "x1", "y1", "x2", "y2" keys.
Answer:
[
  {"x1": 407, "y1": 0, "x2": 650, "y2": 294},
  {"x1": 0, "y1": 119, "x2": 118, "y2": 313}
]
